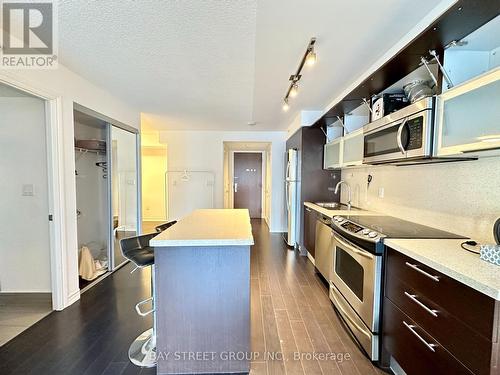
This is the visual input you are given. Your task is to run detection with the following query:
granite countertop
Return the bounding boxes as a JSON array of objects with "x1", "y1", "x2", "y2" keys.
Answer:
[
  {"x1": 150, "y1": 209, "x2": 254, "y2": 247},
  {"x1": 385, "y1": 238, "x2": 500, "y2": 301},
  {"x1": 304, "y1": 201, "x2": 380, "y2": 217}
]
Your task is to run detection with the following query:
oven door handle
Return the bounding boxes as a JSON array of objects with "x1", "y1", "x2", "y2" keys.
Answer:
[
  {"x1": 397, "y1": 117, "x2": 408, "y2": 154},
  {"x1": 333, "y1": 233, "x2": 374, "y2": 259}
]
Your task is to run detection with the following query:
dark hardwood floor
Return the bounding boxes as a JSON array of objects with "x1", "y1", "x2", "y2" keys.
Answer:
[{"x1": 0, "y1": 219, "x2": 382, "y2": 375}]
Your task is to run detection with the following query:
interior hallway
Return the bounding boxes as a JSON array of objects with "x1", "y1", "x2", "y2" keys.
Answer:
[{"x1": 0, "y1": 219, "x2": 381, "y2": 375}]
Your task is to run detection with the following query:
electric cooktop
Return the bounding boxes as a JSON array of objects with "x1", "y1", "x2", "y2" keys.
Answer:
[{"x1": 339, "y1": 215, "x2": 467, "y2": 239}]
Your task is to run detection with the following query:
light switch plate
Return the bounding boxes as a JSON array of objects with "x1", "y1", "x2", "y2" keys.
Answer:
[{"x1": 22, "y1": 184, "x2": 34, "y2": 196}]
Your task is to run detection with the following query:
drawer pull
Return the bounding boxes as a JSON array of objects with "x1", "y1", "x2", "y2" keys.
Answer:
[
  {"x1": 405, "y1": 262, "x2": 440, "y2": 282},
  {"x1": 404, "y1": 292, "x2": 439, "y2": 317},
  {"x1": 403, "y1": 321, "x2": 438, "y2": 352}
]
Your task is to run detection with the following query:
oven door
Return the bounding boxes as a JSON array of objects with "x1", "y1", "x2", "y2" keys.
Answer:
[
  {"x1": 330, "y1": 232, "x2": 381, "y2": 332},
  {"x1": 363, "y1": 110, "x2": 432, "y2": 164}
]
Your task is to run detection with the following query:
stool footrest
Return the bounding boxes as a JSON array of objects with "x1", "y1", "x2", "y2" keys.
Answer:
[{"x1": 135, "y1": 297, "x2": 154, "y2": 317}]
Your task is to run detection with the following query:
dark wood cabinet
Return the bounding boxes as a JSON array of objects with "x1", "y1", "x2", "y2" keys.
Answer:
[
  {"x1": 303, "y1": 206, "x2": 317, "y2": 257},
  {"x1": 382, "y1": 247, "x2": 500, "y2": 375}
]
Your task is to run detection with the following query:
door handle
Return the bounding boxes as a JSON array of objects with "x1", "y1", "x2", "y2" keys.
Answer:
[
  {"x1": 397, "y1": 117, "x2": 408, "y2": 154},
  {"x1": 234, "y1": 183, "x2": 238, "y2": 193},
  {"x1": 333, "y1": 233, "x2": 374, "y2": 259},
  {"x1": 405, "y1": 262, "x2": 440, "y2": 282},
  {"x1": 404, "y1": 292, "x2": 439, "y2": 317},
  {"x1": 403, "y1": 321, "x2": 438, "y2": 352}
]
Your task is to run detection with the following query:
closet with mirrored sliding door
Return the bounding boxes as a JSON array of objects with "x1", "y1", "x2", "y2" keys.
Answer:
[{"x1": 73, "y1": 104, "x2": 140, "y2": 292}]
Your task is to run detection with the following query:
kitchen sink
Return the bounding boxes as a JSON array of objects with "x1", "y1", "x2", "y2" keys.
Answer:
[{"x1": 314, "y1": 202, "x2": 359, "y2": 210}]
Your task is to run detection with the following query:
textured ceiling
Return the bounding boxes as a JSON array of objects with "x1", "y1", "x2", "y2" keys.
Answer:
[{"x1": 58, "y1": 0, "x2": 446, "y2": 131}]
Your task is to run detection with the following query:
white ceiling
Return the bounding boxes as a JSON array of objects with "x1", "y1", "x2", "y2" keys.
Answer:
[{"x1": 58, "y1": 0, "x2": 446, "y2": 131}]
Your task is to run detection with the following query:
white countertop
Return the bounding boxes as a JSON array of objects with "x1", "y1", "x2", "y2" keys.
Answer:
[
  {"x1": 150, "y1": 209, "x2": 254, "y2": 247},
  {"x1": 385, "y1": 238, "x2": 500, "y2": 301},
  {"x1": 304, "y1": 202, "x2": 380, "y2": 218}
]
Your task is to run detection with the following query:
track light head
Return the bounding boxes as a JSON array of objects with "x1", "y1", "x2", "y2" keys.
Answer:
[
  {"x1": 289, "y1": 83, "x2": 299, "y2": 98},
  {"x1": 282, "y1": 99, "x2": 290, "y2": 112},
  {"x1": 306, "y1": 49, "x2": 316, "y2": 66}
]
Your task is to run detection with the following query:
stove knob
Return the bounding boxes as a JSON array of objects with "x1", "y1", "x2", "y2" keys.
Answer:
[
  {"x1": 368, "y1": 231, "x2": 378, "y2": 238},
  {"x1": 333, "y1": 216, "x2": 340, "y2": 221},
  {"x1": 362, "y1": 229, "x2": 371, "y2": 235},
  {"x1": 337, "y1": 217, "x2": 344, "y2": 222}
]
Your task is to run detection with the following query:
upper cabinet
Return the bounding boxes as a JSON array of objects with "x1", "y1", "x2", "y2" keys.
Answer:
[
  {"x1": 436, "y1": 68, "x2": 500, "y2": 156},
  {"x1": 342, "y1": 129, "x2": 364, "y2": 167},
  {"x1": 436, "y1": 15, "x2": 500, "y2": 157},
  {"x1": 324, "y1": 137, "x2": 343, "y2": 170}
]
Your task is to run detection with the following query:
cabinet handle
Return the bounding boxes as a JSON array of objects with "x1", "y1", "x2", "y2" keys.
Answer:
[
  {"x1": 405, "y1": 262, "x2": 440, "y2": 282},
  {"x1": 403, "y1": 321, "x2": 437, "y2": 352},
  {"x1": 404, "y1": 292, "x2": 439, "y2": 317},
  {"x1": 305, "y1": 207, "x2": 311, "y2": 212}
]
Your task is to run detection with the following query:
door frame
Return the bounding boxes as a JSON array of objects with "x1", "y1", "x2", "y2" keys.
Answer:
[
  {"x1": 229, "y1": 150, "x2": 266, "y2": 218},
  {"x1": 0, "y1": 75, "x2": 66, "y2": 310}
]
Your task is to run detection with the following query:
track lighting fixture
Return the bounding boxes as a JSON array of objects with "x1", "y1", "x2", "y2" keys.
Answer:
[
  {"x1": 281, "y1": 37, "x2": 316, "y2": 111},
  {"x1": 305, "y1": 49, "x2": 316, "y2": 66},
  {"x1": 282, "y1": 99, "x2": 290, "y2": 112}
]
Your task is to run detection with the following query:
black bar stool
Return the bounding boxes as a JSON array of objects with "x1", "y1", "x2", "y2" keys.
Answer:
[
  {"x1": 155, "y1": 220, "x2": 177, "y2": 233},
  {"x1": 120, "y1": 232, "x2": 158, "y2": 368}
]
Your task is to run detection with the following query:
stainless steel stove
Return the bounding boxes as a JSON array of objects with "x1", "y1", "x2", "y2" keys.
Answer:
[{"x1": 327, "y1": 214, "x2": 466, "y2": 361}]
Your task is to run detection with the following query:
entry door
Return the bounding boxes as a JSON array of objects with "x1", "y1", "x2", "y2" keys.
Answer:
[{"x1": 233, "y1": 153, "x2": 262, "y2": 218}]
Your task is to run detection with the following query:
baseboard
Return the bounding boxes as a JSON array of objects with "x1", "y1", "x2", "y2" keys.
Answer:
[
  {"x1": 306, "y1": 251, "x2": 315, "y2": 265},
  {"x1": 67, "y1": 289, "x2": 81, "y2": 308}
]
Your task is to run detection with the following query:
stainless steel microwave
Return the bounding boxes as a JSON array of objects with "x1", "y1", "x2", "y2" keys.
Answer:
[{"x1": 363, "y1": 97, "x2": 434, "y2": 164}]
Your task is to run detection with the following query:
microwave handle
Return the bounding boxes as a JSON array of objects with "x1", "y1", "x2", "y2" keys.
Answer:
[{"x1": 397, "y1": 117, "x2": 408, "y2": 154}]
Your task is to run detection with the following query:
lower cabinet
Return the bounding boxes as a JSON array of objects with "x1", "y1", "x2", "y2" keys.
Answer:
[
  {"x1": 303, "y1": 206, "x2": 317, "y2": 257},
  {"x1": 382, "y1": 248, "x2": 500, "y2": 375}
]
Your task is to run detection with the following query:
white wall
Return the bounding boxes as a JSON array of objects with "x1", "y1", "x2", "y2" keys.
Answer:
[
  {"x1": 74, "y1": 121, "x2": 108, "y2": 258},
  {"x1": 142, "y1": 147, "x2": 167, "y2": 221},
  {"x1": 0, "y1": 96, "x2": 51, "y2": 292},
  {"x1": 341, "y1": 157, "x2": 500, "y2": 243},
  {"x1": 0, "y1": 64, "x2": 140, "y2": 308},
  {"x1": 159, "y1": 131, "x2": 287, "y2": 232}
]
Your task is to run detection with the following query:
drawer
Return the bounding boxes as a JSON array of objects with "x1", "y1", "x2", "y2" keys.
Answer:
[
  {"x1": 386, "y1": 247, "x2": 496, "y2": 340},
  {"x1": 386, "y1": 272, "x2": 492, "y2": 375},
  {"x1": 383, "y1": 298, "x2": 474, "y2": 375}
]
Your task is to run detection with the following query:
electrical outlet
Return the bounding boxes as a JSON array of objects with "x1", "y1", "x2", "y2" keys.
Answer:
[{"x1": 378, "y1": 187, "x2": 385, "y2": 198}]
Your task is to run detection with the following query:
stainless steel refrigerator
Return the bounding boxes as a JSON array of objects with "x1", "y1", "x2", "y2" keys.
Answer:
[{"x1": 284, "y1": 148, "x2": 299, "y2": 247}]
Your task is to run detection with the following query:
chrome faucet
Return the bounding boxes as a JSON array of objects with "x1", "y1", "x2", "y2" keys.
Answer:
[{"x1": 334, "y1": 180, "x2": 352, "y2": 210}]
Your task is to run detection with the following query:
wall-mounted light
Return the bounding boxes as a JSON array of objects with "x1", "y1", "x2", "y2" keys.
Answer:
[{"x1": 282, "y1": 37, "x2": 316, "y2": 112}]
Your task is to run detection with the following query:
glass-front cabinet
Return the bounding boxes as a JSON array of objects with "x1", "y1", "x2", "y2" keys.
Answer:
[
  {"x1": 436, "y1": 68, "x2": 500, "y2": 156},
  {"x1": 324, "y1": 137, "x2": 343, "y2": 169},
  {"x1": 342, "y1": 129, "x2": 364, "y2": 167}
]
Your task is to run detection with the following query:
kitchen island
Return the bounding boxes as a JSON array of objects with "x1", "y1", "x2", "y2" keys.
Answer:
[{"x1": 150, "y1": 209, "x2": 254, "y2": 375}]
